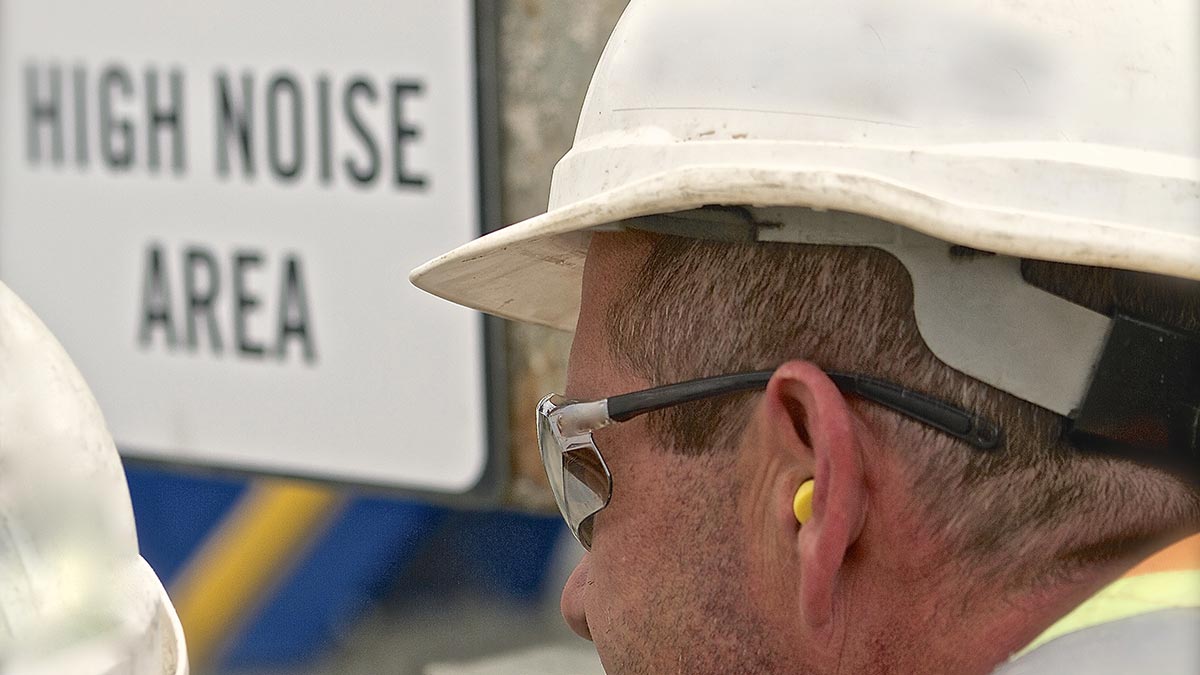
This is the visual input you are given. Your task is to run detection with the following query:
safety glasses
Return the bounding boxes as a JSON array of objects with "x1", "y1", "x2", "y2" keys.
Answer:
[{"x1": 537, "y1": 370, "x2": 1001, "y2": 550}]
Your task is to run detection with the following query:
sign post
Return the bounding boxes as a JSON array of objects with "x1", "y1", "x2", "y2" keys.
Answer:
[{"x1": 0, "y1": 0, "x2": 497, "y2": 495}]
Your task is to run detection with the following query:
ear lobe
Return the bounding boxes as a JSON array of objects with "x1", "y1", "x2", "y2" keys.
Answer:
[{"x1": 763, "y1": 360, "x2": 868, "y2": 630}]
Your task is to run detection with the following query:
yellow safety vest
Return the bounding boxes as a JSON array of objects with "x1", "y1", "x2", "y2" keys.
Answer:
[{"x1": 999, "y1": 533, "x2": 1200, "y2": 674}]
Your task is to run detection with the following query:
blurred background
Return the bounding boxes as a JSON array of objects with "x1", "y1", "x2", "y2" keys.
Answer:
[{"x1": 0, "y1": 1, "x2": 631, "y2": 672}]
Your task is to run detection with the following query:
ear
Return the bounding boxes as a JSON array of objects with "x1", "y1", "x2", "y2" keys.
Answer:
[{"x1": 760, "y1": 360, "x2": 868, "y2": 630}]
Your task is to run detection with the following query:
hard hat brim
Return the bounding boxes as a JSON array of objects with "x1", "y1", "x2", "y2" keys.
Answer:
[{"x1": 411, "y1": 156, "x2": 1200, "y2": 332}]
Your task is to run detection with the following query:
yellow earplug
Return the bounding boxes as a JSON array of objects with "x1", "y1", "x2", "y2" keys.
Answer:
[{"x1": 793, "y1": 479, "x2": 815, "y2": 524}]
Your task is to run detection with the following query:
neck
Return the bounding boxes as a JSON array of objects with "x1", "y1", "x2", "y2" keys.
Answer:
[
  {"x1": 868, "y1": 534, "x2": 1187, "y2": 675},
  {"x1": 837, "y1": 524, "x2": 1197, "y2": 675}
]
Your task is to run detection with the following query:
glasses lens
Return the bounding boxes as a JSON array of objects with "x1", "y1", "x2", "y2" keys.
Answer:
[
  {"x1": 537, "y1": 396, "x2": 571, "y2": 516},
  {"x1": 536, "y1": 395, "x2": 612, "y2": 550}
]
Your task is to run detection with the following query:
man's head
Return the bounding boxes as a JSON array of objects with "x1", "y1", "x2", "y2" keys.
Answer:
[
  {"x1": 409, "y1": 1, "x2": 1199, "y2": 672},
  {"x1": 559, "y1": 229, "x2": 1200, "y2": 674}
]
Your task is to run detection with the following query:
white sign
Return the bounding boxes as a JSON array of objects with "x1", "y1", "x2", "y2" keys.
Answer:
[{"x1": 0, "y1": 0, "x2": 488, "y2": 492}]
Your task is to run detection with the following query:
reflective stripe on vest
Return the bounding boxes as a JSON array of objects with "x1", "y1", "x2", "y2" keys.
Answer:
[{"x1": 996, "y1": 533, "x2": 1200, "y2": 674}]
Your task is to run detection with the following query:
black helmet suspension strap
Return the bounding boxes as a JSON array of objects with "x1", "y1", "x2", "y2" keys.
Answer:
[{"x1": 1067, "y1": 313, "x2": 1200, "y2": 485}]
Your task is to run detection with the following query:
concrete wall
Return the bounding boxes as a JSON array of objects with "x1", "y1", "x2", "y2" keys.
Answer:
[{"x1": 495, "y1": 0, "x2": 630, "y2": 509}]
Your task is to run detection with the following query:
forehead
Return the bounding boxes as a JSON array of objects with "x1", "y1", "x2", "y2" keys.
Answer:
[{"x1": 566, "y1": 232, "x2": 655, "y2": 400}]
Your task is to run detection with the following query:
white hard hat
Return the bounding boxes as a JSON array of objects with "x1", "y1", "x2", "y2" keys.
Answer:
[
  {"x1": 0, "y1": 281, "x2": 187, "y2": 675},
  {"x1": 412, "y1": 1, "x2": 1199, "y2": 462}
]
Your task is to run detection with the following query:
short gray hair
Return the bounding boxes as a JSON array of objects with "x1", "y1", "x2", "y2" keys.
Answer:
[{"x1": 606, "y1": 230, "x2": 1200, "y2": 584}]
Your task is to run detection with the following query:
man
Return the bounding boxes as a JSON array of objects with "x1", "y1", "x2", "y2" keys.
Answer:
[{"x1": 413, "y1": 0, "x2": 1199, "y2": 673}]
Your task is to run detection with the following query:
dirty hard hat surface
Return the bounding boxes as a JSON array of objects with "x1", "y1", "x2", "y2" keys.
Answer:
[{"x1": 411, "y1": 0, "x2": 1199, "y2": 333}]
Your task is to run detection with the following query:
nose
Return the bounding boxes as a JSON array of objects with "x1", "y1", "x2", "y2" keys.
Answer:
[{"x1": 561, "y1": 553, "x2": 592, "y2": 641}]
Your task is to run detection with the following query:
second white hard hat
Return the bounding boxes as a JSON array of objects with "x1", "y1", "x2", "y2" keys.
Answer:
[{"x1": 0, "y1": 281, "x2": 187, "y2": 675}]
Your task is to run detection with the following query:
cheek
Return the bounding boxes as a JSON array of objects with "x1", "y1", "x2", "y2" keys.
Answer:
[
  {"x1": 594, "y1": 453, "x2": 701, "y2": 570},
  {"x1": 583, "y1": 466, "x2": 689, "y2": 602},
  {"x1": 584, "y1": 461, "x2": 779, "y2": 673},
  {"x1": 587, "y1": 455, "x2": 743, "y2": 619}
]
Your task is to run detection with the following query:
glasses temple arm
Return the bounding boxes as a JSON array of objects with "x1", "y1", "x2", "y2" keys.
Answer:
[
  {"x1": 607, "y1": 371, "x2": 773, "y2": 422},
  {"x1": 826, "y1": 373, "x2": 1001, "y2": 450},
  {"x1": 606, "y1": 370, "x2": 1001, "y2": 451}
]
